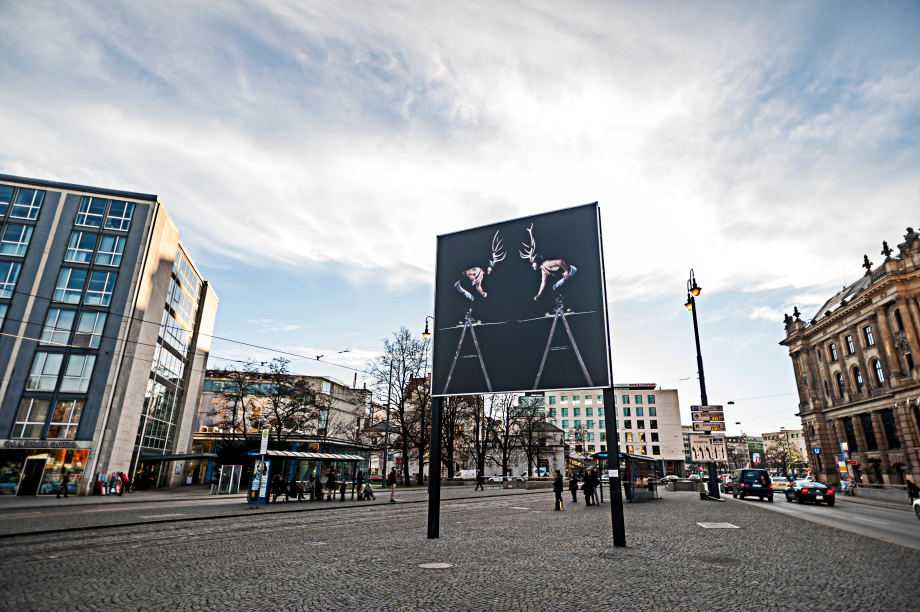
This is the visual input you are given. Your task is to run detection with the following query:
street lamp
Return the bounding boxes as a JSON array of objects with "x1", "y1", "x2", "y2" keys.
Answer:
[
  {"x1": 423, "y1": 316, "x2": 433, "y2": 340},
  {"x1": 684, "y1": 268, "x2": 720, "y2": 500}
]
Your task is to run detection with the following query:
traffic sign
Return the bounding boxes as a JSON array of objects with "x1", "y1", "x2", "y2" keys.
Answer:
[
  {"x1": 846, "y1": 460, "x2": 857, "y2": 465},
  {"x1": 812, "y1": 447, "x2": 821, "y2": 455},
  {"x1": 260, "y1": 428, "x2": 270, "y2": 454},
  {"x1": 689, "y1": 433, "x2": 727, "y2": 462},
  {"x1": 691, "y1": 411, "x2": 725, "y2": 423},
  {"x1": 690, "y1": 405, "x2": 724, "y2": 411},
  {"x1": 692, "y1": 422, "x2": 726, "y2": 432}
]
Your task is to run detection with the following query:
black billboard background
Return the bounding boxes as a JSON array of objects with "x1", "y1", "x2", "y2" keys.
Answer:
[{"x1": 432, "y1": 203, "x2": 610, "y2": 396}]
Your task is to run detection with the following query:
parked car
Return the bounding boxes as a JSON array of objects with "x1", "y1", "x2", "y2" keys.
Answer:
[
  {"x1": 662, "y1": 475, "x2": 680, "y2": 483},
  {"x1": 785, "y1": 480, "x2": 835, "y2": 506},
  {"x1": 487, "y1": 475, "x2": 505, "y2": 483},
  {"x1": 720, "y1": 476, "x2": 734, "y2": 494},
  {"x1": 688, "y1": 474, "x2": 701, "y2": 481},
  {"x1": 913, "y1": 497, "x2": 920, "y2": 521},
  {"x1": 732, "y1": 468, "x2": 773, "y2": 502}
]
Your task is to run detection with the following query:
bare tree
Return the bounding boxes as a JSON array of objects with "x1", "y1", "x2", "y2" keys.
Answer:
[
  {"x1": 513, "y1": 396, "x2": 549, "y2": 477},
  {"x1": 765, "y1": 437, "x2": 800, "y2": 476},
  {"x1": 259, "y1": 358, "x2": 323, "y2": 443},
  {"x1": 403, "y1": 374, "x2": 432, "y2": 484},
  {"x1": 567, "y1": 421, "x2": 590, "y2": 473},
  {"x1": 367, "y1": 327, "x2": 429, "y2": 486},
  {"x1": 461, "y1": 395, "x2": 489, "y2": 475},
  {"x1": 207, "y1": 361, "x2": 262, "y2": 441},
  {"x1": 486, "y1": 393, "x2": 519, "y2": 478},
  {"x1": 439, "y1": 395, "x2": 474, "y2": 476}
]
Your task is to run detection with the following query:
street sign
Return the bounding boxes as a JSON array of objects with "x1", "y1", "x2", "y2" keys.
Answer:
[
  {"x1": 260, "y1": 429, "x2": 270, "y2": 454},
  {"x1": 847, "y1": 460, "x2": 857, "y2": 465},
  {"x1": 690, "y1": 405, "x2": 724, "y2": 411},
  {"x1": 691, "y1": 411, "x2": 725, "y2": 423},
  {"x1": 812, "y1": 447, "x2": 821, "y2": 455},
  {"x1": 689, "y1": 433, "x2": 727, "y2": 462},
  {"x1": 692, "y1": 422, "x2": 726, "y2": 432}
]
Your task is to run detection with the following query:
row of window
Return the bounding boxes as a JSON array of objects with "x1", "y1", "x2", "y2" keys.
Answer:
[
  {"x1": 546, "y1": 393, "x2": 659, "y2": 405},
  {"x1": 75, "y1": 197, "x2": 134, "y2": 231},
  {"x1": 0, "y1": 186, "x2": 44, "y2": 220},
  {"x1": 571, "y1": 444, "x2": 663, "y2": 456},
  {"x1": 555, "y1": 419, "x2": 658, "y2": 430},
  {"x1": 622, "y1": 406, "x2": 656, "y2": 417},
  {"x1": 12, "y1": 398, "x2": 83, "y2": 439},
  {"x1": 825, "y1": 325, "x2": 876, "y2": 363},
  {"x1": 566, "y1": 430, "x2": 662, "y2": 443},
  {"x1": 27, "y1": 352, "x2": 95, "y2": 393},
  {"x1": 826, "y1": 359, "x2": 885, "y2": 398},
  {"x1": 549, "y1": 406, "x2": 606, "y2": 417}
]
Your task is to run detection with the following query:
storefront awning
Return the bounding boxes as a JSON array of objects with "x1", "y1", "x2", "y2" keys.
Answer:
[
  {"x1": 247, "y1": 450, "x2": 364, "y2": 461},
  {"x1": 139, "y1": 452, "x2": 218, "y2": 462}
]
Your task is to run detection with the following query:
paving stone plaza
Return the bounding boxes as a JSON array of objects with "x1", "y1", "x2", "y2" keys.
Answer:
[{"x1": 2, "y1": 490, "x2": 918, "y2": 612}]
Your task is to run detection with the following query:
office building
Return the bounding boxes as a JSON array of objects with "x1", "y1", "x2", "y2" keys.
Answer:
[{"x1": 0, "y1": 175, "x2": 218, "y2": 495}]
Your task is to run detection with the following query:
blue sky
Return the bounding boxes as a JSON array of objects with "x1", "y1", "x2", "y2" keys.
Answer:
[{"x1": 1, "y1": 1, "x2": 918, "y2": 435}]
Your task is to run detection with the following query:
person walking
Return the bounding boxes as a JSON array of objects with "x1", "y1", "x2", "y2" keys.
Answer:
[
  {"x1": 908, "y1": 479, "x2": 919, "y2": 505},
  {"x1": 306, "y1": 476, "x2": 315, "y2": 501},
  {"x1": 271, "y1": 474, "x2": 283, "y2": 503},
  {"x1": 356, "y1": 470, "x2": 365, "y2": 492},
  {"x1": 474, "y1": 470, "x2": 484, "y2": 491},
  {"x1": 584, "y1": 470, "x2": 594, "y2": 506},
  {"x1": 568, "y1": 472, "x2": 579, "y2": 503},
  {"x1": 553, "y1": 470, "x2": 564, "y2": 510},
  {"x1": 56, "y1": 470, "x2": 71, "y2": 498},
  {"x1": 387, "y1": 467, "x2": 398, "y2": 503},
  {"x1": 289, "y1": 477, "x2": 301, "y2": 501},
  {"x1": 590, "y1": 470, "x2": 601, "y2": 505},
  {"x1": 327, "y1": 470, "x2": 337, "y2": 501}
]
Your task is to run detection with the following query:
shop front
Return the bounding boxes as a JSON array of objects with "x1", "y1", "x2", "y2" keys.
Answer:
[{"x1": 0, "y1": 440, "x2": 91, "y2": 496}]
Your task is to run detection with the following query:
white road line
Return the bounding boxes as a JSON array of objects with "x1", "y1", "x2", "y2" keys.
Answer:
[
  {"x1": 139, "y1": 514, "x2": 186, "y2": 518},
  {"x1": 0, "y1": 512, "x2": 41, "y2": 519},
  {"x1": 850, "y1": 516, "x2": 888, "y2": 525},
  {"x1": 510, "y1": 507, "x2": 531, "y2": 510}
]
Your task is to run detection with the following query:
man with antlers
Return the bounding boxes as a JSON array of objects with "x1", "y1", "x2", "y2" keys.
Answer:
[
  {"x1": 454, "y1": 230, "x2": 505, "y2": 301},
  {"x1": 520, "y1": 223, "x2": 577, "y2": 300}
]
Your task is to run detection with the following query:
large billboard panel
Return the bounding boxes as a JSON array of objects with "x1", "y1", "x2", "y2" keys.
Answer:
[{"x1": 432, "y1": 203, "x2": 610, "y2": 396}]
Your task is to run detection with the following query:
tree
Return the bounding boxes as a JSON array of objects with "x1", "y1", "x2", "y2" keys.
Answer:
[
  {"x1": 513, "y1": 396, "x2": 549, "y2": 477},
  {"x1": 439, "y1": 395, "x2": 472, "y2": 477},
  {"x1": 567, "y1": 421, "x2": 590, "y2": 473},
  {"x1": 403, "y1": 374, "x2": 432, "y2": 484},
  {"x1": 259, "y1": 358, "x2": 324, "y2": 443},
  {"x1": 367, "y1": 327, "x2": 430, "y2": 486},
  {"x1": 461, "y1": 395, "x2": 490, "y2": 475},
  {"x1": 765, "y1": 437, "x2": 799, "y2": 476},
  {"x1": 486, "y1": 393, "x2": 519, "y2": 478},
  {"x1": 207, "y1": 361, "x2": 262, "y2": 441}
]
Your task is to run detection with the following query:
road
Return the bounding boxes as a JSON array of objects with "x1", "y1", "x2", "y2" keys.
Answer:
[{"x1": 728, "y1": 492, "x2": 920, "y2": 550}]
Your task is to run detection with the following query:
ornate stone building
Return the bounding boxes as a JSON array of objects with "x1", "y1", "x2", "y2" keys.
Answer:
[{"x1": 780, "y1": 228, "x2": 920, "y2": 486}]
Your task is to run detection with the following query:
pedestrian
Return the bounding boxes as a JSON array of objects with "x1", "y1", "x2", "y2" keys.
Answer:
[
  {"x1": 327, "y1": 470, "x2": 337, "y2": 501},
  {"x1": 908, "y1": 479, "x2": 919, "y2": 505},
  {"x1": 475, "y1": 470, "x2": 484, "y2": 491},
  {"x1": 590, "y1": 469, "x2": 601, "y2": 505},
  {"x1": 387, "y1": 467, "x2": 398, "y2": 503},
  {"x1": 584, "y1": 470, "x2": 594, "y2": 506},
  {"x1": 339, "y1": 476, "x2": 347, "y2": 501},
  {"x1": 271, "y1": 474, "x2": 283, "y2": 502},
  {"x1": 289, "y1": 477, "x2": 301, "y2": 501},
  {"x1": 553, "y1": 470, "x2": 564, "y2": 511},
  {"x1": 356, "y1": 470, "x2": 365, "y2": 491},
  {"x1": 568, "y1": 472, "x2": 579, "y2": 503},
  {"x1": 306, "y1": 476, "x2": 315, "y2": 500},
  {"x1": 56, "y1": 470, "x2": 71, "y2": 498}
]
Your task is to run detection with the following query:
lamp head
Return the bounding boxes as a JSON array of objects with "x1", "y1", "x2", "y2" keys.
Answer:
[
  {"x1": 423, "y1": 321, "x2": 430, "y2": 340},
  {"x1": 684, "y1": 296, "x2": 693, "y2": 311},
  {"x1": 690, "y1": 284, "x2": 701, "y2": 297}
]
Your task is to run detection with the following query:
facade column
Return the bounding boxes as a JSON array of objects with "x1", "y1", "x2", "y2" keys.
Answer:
[
  {"x1": 867, "y1": 313, "x2": 894, "y2": 384},
  {"x1": 896, "y1": 297, "x2": 920, "y2": 374},
  {"x1": 803, "y1": 347, "x2": 823, "y2": 409},
  {"x1": 874, "y1": 303, "x2": 903, "y2": 379},
  {"x1": 790, "y1": 351, "x2": 809, "y2": 410},
  {"x1": 815, "y1": 417, "x2": 839, "y2": 484},
  {"x1": 851, "y1": 413, "x2": 869, "y2": 456}
]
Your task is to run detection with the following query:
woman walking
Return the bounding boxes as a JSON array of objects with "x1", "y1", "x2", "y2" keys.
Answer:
[
  {"x1": 568, "y1": 472, "x2": 579, "y2": 503},
  {"x1": 553, "y1": 470, "x2": 564, "y2": 511}
]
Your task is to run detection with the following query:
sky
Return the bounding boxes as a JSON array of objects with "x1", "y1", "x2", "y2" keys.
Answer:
[{"x1": 1, "y1": 1, "x2": 918, "y2": 436}]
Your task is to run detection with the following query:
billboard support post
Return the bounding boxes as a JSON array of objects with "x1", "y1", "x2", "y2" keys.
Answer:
[
  {"x1": 686, "y1": 270, "x2": 719, "y2": 500},
  {"x1": 603, "y1": 387, "x2": 626, "y2": 546},
  {"x1": 427, "y1": 396, "x2": 442, "y2": 539}
]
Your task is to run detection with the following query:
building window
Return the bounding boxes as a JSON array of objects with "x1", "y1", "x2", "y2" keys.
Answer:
[
  {"x1": 10, "y1": 189, "x2": 44, "y2": 220},
  {"x1": 573, "y1": 395, "x2": 580, "y2": 403},
  {"x1": 635, "y1": 395, "x2": 642, "y2": 404},
  {"x1": 47, "y1": 400, "x2": 84, "y2": 439},
  {"x1": 600, "y1": 433, "x2": 606, "y2": 442},
  {"x1": 0, "y1": 185, "x2": 12, "y2": 216},
  {"x1": 835, "y1": 372, "x2": 845, "y2": 397},
  {"x1": 625, "y1": 432, "x2": 633, "y2": 442},
  {"x1": 637, "y1": 432, "x2": 646, "y2": 443},
  {"x1": 573, "y1": 407, "x2": 581, "y2": 417},
  {"x1": 651, "y1": 433, "x2": 659, "y2": 442},
  {"x1": 105, "y1": 201, "x2": 135, "y2": 231},
  {"x1": 652, "y1": 445, "x2": 660, "y2": 455},
  {"x1": 638, "y1": 420, "x2": 646, "y2": 429},
  {"x1": 585, "y1": 396, "x2": 592, "y2": 404},
  {"x1": 872, "y1": 359, "x2": 884, "y2": 385},
  {"x1": 27, "y1": 352, "x2": 63, "y2": 391},
  {"x1": 0, "y1": 261, "x2": 22, "y2": 298},
  {"x1": 54, "y1": 268, "x2": 86, "y2": 303},
  {"x1": 587, "y1": 420, "x2": 594, "y2": 429},
  {"x1": 0, "y1": 304, "x2": 6, "y2": 329},
  {"x1": 95, "y1": 235, "x2": 126, "y2": 266},
  {"x1": 624, "y1": 420, "x2": 631, "y2": 429},
  {"x1": 636, "y1": 407, "x2": 644, "y2": 417},
  {"x1": 597, "y1": 394, "x2": 603, "y2": 404},
  {"x1": 65, "y1": 232, "x2": 97, "y2": 263},
  {"x1": 649, "y1": 406, "x2": 657, "y2": 417},
  {"x1": 548, "y1": 396, "x2": 556, "y2": 405},
  {"x1": 560, "y1": 396, "x2": 568, "y2": 403},
  {"x1": 548, "y1": 408, "x2": 556, "y2": 417},
  {"x1": 621, "y1": 395, "x2": 629, "y2": 404},
  {"x1": 585, "y1": 407, "x2": 593, "y2": 417},
  {"x1": 561, "y1": 420, "x2": 568, "y2": 429},
  {"x1": 76, "y1": 196, "x2": 106, "y2": 227},
  {"x1": 879, "y1": 408, "x2": 900, "y2": 449},
  {"x1": 40, "y1": 309, "x2": 75, "y2": 345},
  {"x1": 842, "y1": 417, "x2": 858, "y2": 453},
  {"x1": 863, "y1": 326, "x2": 875, "y2": 347},
  {"x1": 561, "y1": 407, "x2": 568, "y2": 417},
  {"x1": 623, "y1": 407, "x2": 630, "y2": 417},
  {"x1": 0, "y1": 224, "x2": 33, "y2": 256},
  {"x1": 650, "y1": 420, "x2": 658, "y2": 429},
  {"x1": 549, "y1": 419, "x2": 556, "y2": 426},
  {"x1": 824, "y1": 380, "x2": 829, "y2": 396},
  {"x1": 626, "y1": 445, "x2": 634, "y2": 454},
  {"x1": 574, "y1": 420, "x2": 581, "y2": 428},
  {"x1": 12, "y1": 398, "x2": 51, "y2": 438},
  {"x1": 845, "y1": 335, "x2": 855, "y2": 355},
  {"x1": 853, "y1": 368, "x2": 864, "y2": 393},
  {"x1": 829, "y1": 343, "x2": 838, "y2": 362},
  {"x1": 598, "y1": 407, "x2": 604, "y2": 417},
  {"x1": 587, "y1": 432, "x2": 593, "y2": 442},
  {"x1": 85, "y1": 271, "x2": 116, "y2": 306},
  {"x1": 60, "y1": 355, "x2": 95, "y2": 392},
  {"x1": 860, "y1": 413, "x2": 878, "y2": 451},
  {"x1": 647, "y1": 395, "x2": 656, "y2": 404},
  {"x1": 638, "y1": 445, "x2": 647, "y2": 455}
]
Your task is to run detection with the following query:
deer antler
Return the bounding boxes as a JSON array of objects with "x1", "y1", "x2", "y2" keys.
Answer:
[
  {"x1": 519, "y1": 223, "x2": 536, "y2": 261},
  {"x1": 489, "y1": 230, "x2": 506, "y2": 267}
]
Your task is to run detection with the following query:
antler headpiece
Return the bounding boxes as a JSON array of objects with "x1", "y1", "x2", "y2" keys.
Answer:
[
  {"x1": 519, "y1": 223, "x2": 536, "y2": 262},
  {"x1": 489, "y1": 230, "x2": 505, "y2": 268}
]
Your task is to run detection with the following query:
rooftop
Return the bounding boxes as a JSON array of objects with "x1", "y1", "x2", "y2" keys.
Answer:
[{"x1": 0, "y1": 173, "x2": 158, "y2": 202}]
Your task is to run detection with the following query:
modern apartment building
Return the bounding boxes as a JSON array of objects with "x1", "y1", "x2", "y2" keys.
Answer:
[
  {"x1": 0, "y1": 175, "x2": 218, "y2": 496},
  {"x1": 544, "y1": 383, "x2": 685, "y2": 474}
]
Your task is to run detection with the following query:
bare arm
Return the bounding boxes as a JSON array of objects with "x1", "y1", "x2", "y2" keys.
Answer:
[{"x1": 535, "y1": 270, "x2": 548, "y2": 300}]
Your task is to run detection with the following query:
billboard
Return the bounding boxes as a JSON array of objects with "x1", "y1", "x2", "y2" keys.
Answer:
[{"x1": 432, "y1": 203, "x2": 610, "y2": 396}]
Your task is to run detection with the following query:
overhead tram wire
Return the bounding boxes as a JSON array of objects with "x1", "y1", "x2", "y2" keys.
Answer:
[{"x1": 0, "y1": 284, "x2": 374, "y2": 376}]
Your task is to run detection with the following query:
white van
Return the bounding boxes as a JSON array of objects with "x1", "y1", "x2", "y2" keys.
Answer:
[{"x1": 454, "y1": 470, "x2": 477, "y2": 479}]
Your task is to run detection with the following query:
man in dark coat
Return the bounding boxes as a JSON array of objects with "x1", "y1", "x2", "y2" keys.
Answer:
[
  {"x1": 387, "y1": 467, "x2": 398, "y2": 503},
  {"x1": 475, "y1": 470, "x2": 484, "y2": 491},
  {"x1": 553, "y1": 470, "x2": 564, "y2": 511},
  {"x1": 568, "y1": 473, "x2": 579, "y2": 503},
  {"x1": 56, "y1": 470, "x2": 71, "y2": 498}
]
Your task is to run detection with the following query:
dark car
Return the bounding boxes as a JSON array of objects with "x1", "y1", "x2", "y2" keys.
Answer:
[
  {"x1": 785, "y1": 480, "x2": 835, "y2": 506},
  {"x1": 732, "y1": 468, "x2": 773, "y2": 502},
  {"x1": 720, "y1": 475, "x2": 733, "y2": 494}
]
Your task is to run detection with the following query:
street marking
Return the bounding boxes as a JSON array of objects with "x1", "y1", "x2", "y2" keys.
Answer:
[
  {"x1": 82, "y1": 508, "x2": 126, "y2": 513},
  {"x1": 697, "y1": 522, "x2": 739, "y2": 529},
  {"x1": 0, "y1": 512, "x2": 41, "y2": 519},
  {"x1": 418, "y1": 563, "x2": 454, "y2": 569},
  {"x1": 139, "y1": 514, "x2": 186, "y2": 518},
  {"x1": 510, "y1": 507, "x2": 531, "y2": 510},
  {"x1": 850, "y1": 517, "x2": 887, "y2": 525}
]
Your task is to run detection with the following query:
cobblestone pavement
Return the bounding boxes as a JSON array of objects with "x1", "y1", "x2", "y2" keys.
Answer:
[{"x1": 2, "y1": 491, "x2": 919, "y2": 612}]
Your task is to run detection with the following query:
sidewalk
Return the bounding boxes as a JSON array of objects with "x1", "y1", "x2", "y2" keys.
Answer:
[
  {"x1": 839, "y1": 493, "x2": 914, "y2": 512},
  {"x1": 0, "y1": 485, "x2": 245, "y2": 510}
]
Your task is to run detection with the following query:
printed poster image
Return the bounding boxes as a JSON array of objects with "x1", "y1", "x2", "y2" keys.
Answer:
[{"x1": 432, "y1": 203, "x2": 611, "y2": 396}]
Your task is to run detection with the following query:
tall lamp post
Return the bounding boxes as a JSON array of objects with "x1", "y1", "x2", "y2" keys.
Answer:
[
  {"x1": 684, "y1": 269, "x2": 720, "y2": 499},
  {"x1": 424, "y1": 316, "x2": 443, "y2": 539}
]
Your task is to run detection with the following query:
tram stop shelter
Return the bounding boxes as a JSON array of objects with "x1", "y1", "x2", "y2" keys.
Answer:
[
  {"x1": 592, "y1": 452, "x2": 663, "y2": 501},
  {"x1": 247, "y1": 450, "x2": 365, "y2": 504}
]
